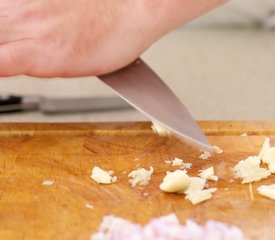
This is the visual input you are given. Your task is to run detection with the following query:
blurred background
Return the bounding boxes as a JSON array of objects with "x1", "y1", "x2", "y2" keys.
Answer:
[{"x1": 1, "y1": 0, "x2": 275, "y2": 122}]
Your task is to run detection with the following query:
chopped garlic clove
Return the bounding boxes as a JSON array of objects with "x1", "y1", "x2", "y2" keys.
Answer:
[
  {"x1": 160, "y1": 170, "x2": 190, "y2": 193},
  {"x1": 258, "y1": 137, "x2": 270, "y2": 159},
  {"x1": 233, "y1": 156, "x2": 271, "y2": 184},
  {"x1": 128, "y1": 167, "x2": 154, "y2": 187},
  {"x1": 183, "y1": 177, "x2": 206, "y2": 194},
  {"x1": 185, "y1": 188, "x2": 217, "y2": 205},
  {"x1": 212, "y1": 145, "x2": 223, "y2": 154},
  {"x1": 151, "y1": 120, "x2": 170, "y2": 136},
  {"x1": 171, "y1": 158, "x2": 184, "y2": 166},
  {"x1": 257, "y1": 184, "x2": 275, "y2": 200},
  {"x1": 91, "y1": 167, "x2": 117, "y2": 184},
  {"x1": 261, "y1": 147, "x2": 275, "y2": 173},
  {"x1": 199, "y1": 151, "x2": 212, "y2": 160},
  {"x1": 165, "y1": 157, "x2": 192, "y2": 169},
  {"x1": 198, "y1": 167, "x2": 219, "y2": 182},
  {"x1": 165, "y1": 160, "x2": 172, "y2": 164},
  {"x1": 240, "y1": 133, "x2": 248, "y2": 137}
]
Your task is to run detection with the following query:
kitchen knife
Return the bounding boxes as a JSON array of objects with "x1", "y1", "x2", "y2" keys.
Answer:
[
  {"x1": 99, "y1": 58, "x2": 212, "y2": 151},
  {"x1": 0, "y1": 95, "x2": 130, "y2": 114}
]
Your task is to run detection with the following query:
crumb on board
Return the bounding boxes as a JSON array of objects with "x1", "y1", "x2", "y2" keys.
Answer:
[
  {"x1": 42, "y1": 180, "x2": 54, "y2": 186},
  {"x1": 142, "y1": 192, "x2": 149, "y2": 197},
  {"x1": 240, "y1": 133, "x2": 248, "y2": 137},
  {"x1": 85, "y1": 203, "x2": 94, "y2": 210}
]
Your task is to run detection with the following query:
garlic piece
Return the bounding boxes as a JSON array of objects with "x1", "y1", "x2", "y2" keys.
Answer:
[
  {"x1": 199, "y1": 151, "x2": 211, "y2": 160},
  {"x1": 160, "y1": 170, "x2": 189, "y2": 193},
  {"x1": 212, "y1": 145, "x2": 223, "y2": 154},
  {"x1": 91, "y1": 167, "x2": 117, "y2": 184},
  {"x1": 151, "y1": 120, "x2": 170, "y2": 136},
  {"x1": 257, "y1": 184, "x2": 275, "y2": 200},
  {"x1": 166, "y1": 158, "x2": 192, "y2": 169},
  {"x1": 128, "y1": 167, "x2": 154, "y2": 187},
  {"x1": 233, "y1": 156, "x2": 271, "y2": 184},
  {"x1": 261, "y1": 147, "x2": 275, "y2": 173},
  {"x1": 185, "y1": 188, "x2": 217, "y2": 205},
  {"x1": 183, "y1": 177, "x2": 206, "y2": 194},
  {"x1": 42, "y1": 180, "x2": 54, "y2": 186},
  {"x1": 258, "y1": 137, "x2": 270, "y2": 159},
  {"x1": 198, "y1": 167, "x2": 219, "y2": 181}
]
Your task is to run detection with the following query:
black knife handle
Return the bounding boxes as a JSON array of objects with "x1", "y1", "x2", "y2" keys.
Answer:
[{"x1": 0, "y1": 95, "x2": 23, "y2": 113}]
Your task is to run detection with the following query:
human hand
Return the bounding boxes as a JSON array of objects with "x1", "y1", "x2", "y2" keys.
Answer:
[{"x1": 0, "y1": 0, "x2": 226, "y2": 77}]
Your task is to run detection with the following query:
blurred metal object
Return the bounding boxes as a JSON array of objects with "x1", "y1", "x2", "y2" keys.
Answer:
[{"x1": 0, "y1": 95, "x2": 130, "y2": 114}]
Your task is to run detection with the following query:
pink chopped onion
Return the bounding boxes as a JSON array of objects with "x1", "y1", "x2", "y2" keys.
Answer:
[{"x1": 91, "y1": 214, "x2": 244, "y2": 240}]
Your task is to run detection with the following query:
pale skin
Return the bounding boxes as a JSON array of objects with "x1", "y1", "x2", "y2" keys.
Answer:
[{"x1": 0, "y1": 0, "x2": 226, "y2": 77}]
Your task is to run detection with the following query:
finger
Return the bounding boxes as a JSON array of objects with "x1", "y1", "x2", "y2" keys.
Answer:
[
  {"x1": 0, "y1": 26, "x2": 26, "y2": 44},
  {"x1": 0, "y1": 39, "x2": 36, "y2": 76}
]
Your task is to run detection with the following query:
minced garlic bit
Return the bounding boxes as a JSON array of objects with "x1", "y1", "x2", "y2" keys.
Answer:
[
  {"x1": 151, "y1": 120, "x2": 170, "y2": 136},
  {"x1": 85, "y1": 203, "x2": 94, "y2": 210},
  {"x1": 198, "y1": 146, "x2": 223, "y2": 160},
  {"x1": 199, "y1": 151, "x2": 212, "y2": 160},
  {"x1": 165, "y1": 158, "x2": 192, "y2": 169},
  {"x1": 160, "y1": 170, "x2": 190, "y2": 193},
  {"x1": 258, "y1": 137, "x2": 270, "y2": 159},
  {"x1": 259, "y1": 138, "x2": 275, "y2": 173},
  {"x1": 171, "y1": 158, "x2": 184, "y2": 167},
  {"x1": 128, "y1": 167, "x2": 154, "y2": 187},
  {"x1": 91, "y1": 167, "x2": 117, "y2": 184},
  {"x1": 42, "y1": 180, "x2": 54, "y2": 186},
  {"x1": 185, "y1": 188, "x2": 217, "y2": 205},
  {"x1": 212, "y1": 145, "x2": 223, "y2": 154},
  {"x1": 257, "y1": 184, "x2": 275, "y2": 200},
  {"x1": 240, "y1": 133, "x2": 248, "y2": 137},
  {"x1": 233, "y1": 156, "x2": 271, "y2": 184},
  {"x1": 198, "y1": 167, "x2": 219, "y2": 181}
]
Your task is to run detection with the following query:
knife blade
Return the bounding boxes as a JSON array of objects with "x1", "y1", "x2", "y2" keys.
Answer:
[
  {"x1": 0, "y1": 95, "x2": 130, "y2": 114},
  {"x1": 99, "y1": 58, "x2": 212, "y2": 151}
]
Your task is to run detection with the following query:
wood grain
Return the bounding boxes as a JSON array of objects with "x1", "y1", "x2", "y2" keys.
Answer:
[{"x1": 0, "y1": 121, "x2": 274, "y2": 240}]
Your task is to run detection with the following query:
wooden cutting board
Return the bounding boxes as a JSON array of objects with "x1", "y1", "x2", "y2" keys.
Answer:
[{"x1": 0, "y1": 121, "x2": 274, "y2": 240}]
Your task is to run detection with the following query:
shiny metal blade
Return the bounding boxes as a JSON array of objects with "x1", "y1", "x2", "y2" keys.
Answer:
[{"x1": 99, "y1": 58, "x2": 212, "y2": 151}]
